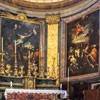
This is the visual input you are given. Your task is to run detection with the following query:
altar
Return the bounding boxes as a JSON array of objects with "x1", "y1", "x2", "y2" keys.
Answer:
[
  {"x1": 5, "y1": 89, "x2": 67, "y2": 100},
  {"x1": 0, "y1": 12, "x2": 66, "y2": 100}
]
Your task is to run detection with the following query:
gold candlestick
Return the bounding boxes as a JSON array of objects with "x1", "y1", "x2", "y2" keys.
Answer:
[
  {"x1": 15, "y1": 40, "x2": 16, "y2": 54},
  {"x1": 14, "y1": 40, "x2": 18, "y2": 76},
  {"x1": 2, "y1": 37, "x2": 3, "y2": 52},
  {"x1": 27, "y1": 42, "x2": 31, "y2": 76},
  {"x1": 1, "y1": 38, "x2": 4, "y2": 62},
  {"x1": 0, "y1": 61, "x2": 5, "y2": 75},
  {"x1": 0, "y1": 37, "x2": 5, "y2": 75}
]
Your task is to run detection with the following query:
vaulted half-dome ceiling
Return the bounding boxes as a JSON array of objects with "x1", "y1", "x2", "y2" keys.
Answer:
[
  {"x1": 24, "y1": 0, "x2": 63, "y2": 3},
  {"x1": 1, "y1": 0, "x2": 85, "y2": 11},
  {"x1": 0, "y1": 0, "x2": 98, "y2": 18}
]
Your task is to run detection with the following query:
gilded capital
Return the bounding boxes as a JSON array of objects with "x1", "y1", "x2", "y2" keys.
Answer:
[{"x1": 46, "y1": 14, "x2": 60, "y2": 24}]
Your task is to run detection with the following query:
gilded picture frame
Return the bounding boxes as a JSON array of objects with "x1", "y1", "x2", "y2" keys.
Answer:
[
  {"x1": 0, "y1": 13, "x2": 45, "y2": 77},
  {"x1": 60, "y1": 8, "x2": 100, "y2": 82}
]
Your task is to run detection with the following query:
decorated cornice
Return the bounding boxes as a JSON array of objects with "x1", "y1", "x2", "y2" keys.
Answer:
[
  {"x1": 0, "y1": 0, "x2": 99, "y2": 18},
  {"x1": 0, "y1": 0, "x2": 85, "y2": 11}
]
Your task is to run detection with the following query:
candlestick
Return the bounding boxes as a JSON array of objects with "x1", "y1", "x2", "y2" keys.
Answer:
[
  {"x1": 68, "y1": 67, "x2": 69, "y2": 82},
  {"x1": 10, "y1": 81, "x2": 12, "y2": 88},
  {"x1": 67, "y1": 67, "x2": 70, "y2": 100},
  {"x1": 27, "y1": 42, "x2": 31, "y2": 76},
  {"x1": 60, "y1": 83, "x2": 62, "y2": 90},
  {"x1": 15, "y1": 40, "x2": 16, "y2": 54},
  {"x1": 2, "y1": 37, "x2": 3, "y2": 52}
]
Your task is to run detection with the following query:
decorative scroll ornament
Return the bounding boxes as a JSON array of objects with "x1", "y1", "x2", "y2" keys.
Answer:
[
  {"x1": 16, "y1": 13, "x2": 28, "y2": 20},
  {"x1": 28, "y1": 79, "x2": 33, "y2": 89},
  {"x1": 0, "y1": 12, "x2": 14, "y2": 18},
  {"x1": 0, "y1": 12, "x2": 39, "y2": 24},
  {"x1": 0, "y1": 13, "x2": 27, "y2": 21},
  {"x1": 46, "y1": 14, "x2": 60, "y2": 24}
]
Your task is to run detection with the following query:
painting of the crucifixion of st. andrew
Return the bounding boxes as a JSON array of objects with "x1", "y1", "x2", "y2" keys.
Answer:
[
  {"x1": 67, "y1": 10, "x2": 99, "y2": 77},
  {"x1": 1, "y1": 17, "x2": 40, "y2": 75}
]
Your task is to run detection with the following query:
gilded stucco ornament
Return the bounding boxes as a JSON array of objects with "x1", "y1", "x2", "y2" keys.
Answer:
[{"x1": 46, "y1": 14, "x2": 60, "y2": 24}]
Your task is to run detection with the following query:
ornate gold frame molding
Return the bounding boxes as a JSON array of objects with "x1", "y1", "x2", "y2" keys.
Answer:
[
  {"x1": 0, "y1": 12, "x2": 45, "y2": 77},
  {"x1": 0, "y1": 12, "x2": 40, "y2": 23}
]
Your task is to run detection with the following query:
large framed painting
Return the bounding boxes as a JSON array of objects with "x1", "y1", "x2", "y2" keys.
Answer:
[
  {"x1": 60, "y1": 9, "x2": 100, "y2": 82},
  {"x1": 0, "y1": 13, "x2": 42, "y2": 76}
]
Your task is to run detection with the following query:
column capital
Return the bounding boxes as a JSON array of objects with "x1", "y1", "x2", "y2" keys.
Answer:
[{"x1": 46, "y1": 14, "x2": 60, "y2": 24}]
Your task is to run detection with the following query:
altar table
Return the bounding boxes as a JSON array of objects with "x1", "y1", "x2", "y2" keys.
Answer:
[{"x1": 5, "y1": 89, "x2": 67, "y2": 100}]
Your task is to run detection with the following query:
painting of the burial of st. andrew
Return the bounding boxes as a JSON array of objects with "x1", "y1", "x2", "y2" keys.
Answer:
[
  {"x1": 1, "y1": 17, "x2": 40, "y2": 76},
  {"x1": 67, "y1": 9, "x2": 99, "y2": 77}
]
